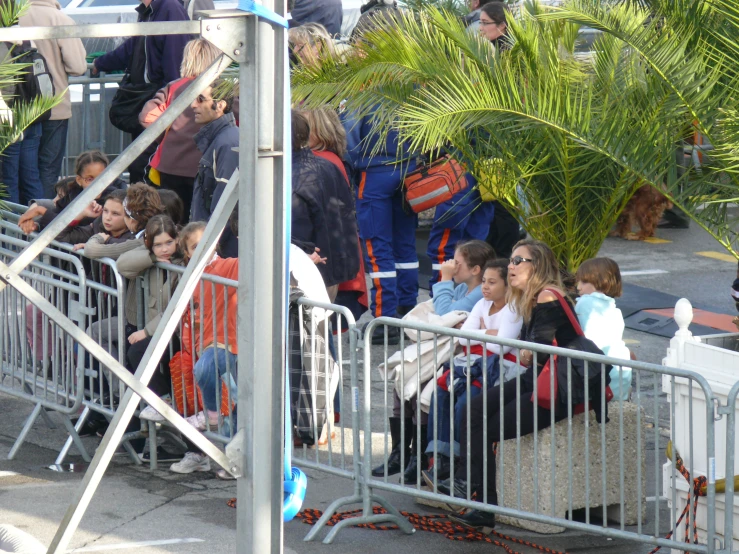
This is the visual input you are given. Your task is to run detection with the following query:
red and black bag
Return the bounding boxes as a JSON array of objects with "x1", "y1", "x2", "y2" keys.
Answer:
[
  {"x1": 403, "y1": 155, "x2": 467, "y2": 213},
  {"x1": 532, "y1": 288, "x2": 613, "y2": 418}
]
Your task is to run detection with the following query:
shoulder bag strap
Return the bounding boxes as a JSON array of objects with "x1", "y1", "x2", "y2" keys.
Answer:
[{"x1": 544, "y1": 288, "x2": 584, "y2": 337}]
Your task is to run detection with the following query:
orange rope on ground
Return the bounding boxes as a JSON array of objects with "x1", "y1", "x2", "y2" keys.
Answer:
[
  {"x1": 648, "y1": 449, "x2": 708, "y2": 553},
  {"x1": 294, "y1": 507, "x2": 567, "y2": 554}
]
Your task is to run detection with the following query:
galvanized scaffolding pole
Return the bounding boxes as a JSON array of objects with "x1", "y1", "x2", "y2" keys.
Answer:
[
  {"x1": 235, "y1": 0, "x2": 288, "y2": 550},
  {"x1": 0, "y1": 10, "x2": 286, "y2": 553}
]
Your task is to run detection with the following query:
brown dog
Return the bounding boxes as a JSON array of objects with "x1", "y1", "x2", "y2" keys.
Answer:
[{"x1": 611, "y1": 185, "x2": 673, "y2": 241}]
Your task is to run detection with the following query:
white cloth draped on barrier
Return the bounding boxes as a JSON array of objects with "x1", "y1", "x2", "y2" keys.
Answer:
[{"x1": 378, "y1": 300, "x2": 468, "y2": 407}]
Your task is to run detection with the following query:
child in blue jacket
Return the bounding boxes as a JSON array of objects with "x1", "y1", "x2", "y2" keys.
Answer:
[
  {"x1": 431, "y1": 240, "x2": 495, "y2": 315},
  {"x1": 575, "y1": 257, "x2": 632, "y2": 401}
]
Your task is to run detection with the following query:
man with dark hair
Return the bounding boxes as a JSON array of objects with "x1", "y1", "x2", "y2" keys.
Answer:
[{"x1": 190, "y1": 80, "x2": 239, "y2": 256}]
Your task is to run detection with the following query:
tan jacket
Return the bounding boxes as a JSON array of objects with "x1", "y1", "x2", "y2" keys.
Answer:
[{"x1": 19, "y1": 0, "x2": 87, "y2": 120}]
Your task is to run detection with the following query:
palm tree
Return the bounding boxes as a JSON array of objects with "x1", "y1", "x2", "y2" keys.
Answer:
[
  {"x1": 292, "y1": 0, "x2": 739, "y2": 272},
  {"x1": 0, "y1": 0, "x2": 62, "y2": 208}
]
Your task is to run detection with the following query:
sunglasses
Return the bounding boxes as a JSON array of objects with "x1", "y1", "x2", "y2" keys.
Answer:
[
  {"x1": 509, "y1": 256, "x2": 533, "y2": 266},
  {"x1": 194, "y1": 94, "x2": 213, "y2": 104}
]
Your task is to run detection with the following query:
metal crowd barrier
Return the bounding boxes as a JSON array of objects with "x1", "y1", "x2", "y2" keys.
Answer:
[
  {"x1": 0, "y1": 211, "x2": 143, "y2": 463},
  {"x1": 0, "y1": 231, "x2": 89, "y2": 460},
  {"x1": 134, "y1": 262, "x2": 359, "y2": 473},
  {"x1": 3, "y1": 190, "x2": 737, "y2": 553},
  {"x1": 290, "y1": 297, "x2": 359, "y2": 481},
  {"x1": 131, "y1": 263, "x2": 240, "y2": 469},
  {"x1": 301, "y1": 316, "x2": 721, "y2": 553}
]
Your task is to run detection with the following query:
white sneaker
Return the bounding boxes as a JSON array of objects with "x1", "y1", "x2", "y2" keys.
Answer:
[
  {"x1": 139, "y1": 405, "x2": 165, "y2": 422},
  {"x1": 185, "y1": 411, "x2": 219, "y2": 431},
  {"x1": 170, "y1": 452, "x2": 211, "y2": 474}
]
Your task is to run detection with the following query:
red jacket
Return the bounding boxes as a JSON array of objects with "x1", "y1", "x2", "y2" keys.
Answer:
[{"x1": 140, "y1": 77, "x2": 202, "y2": 178}]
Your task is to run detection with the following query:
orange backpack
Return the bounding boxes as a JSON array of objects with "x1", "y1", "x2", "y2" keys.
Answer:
[{"x1": 403, "y1": 156, "x2": 467, "y2": 213}]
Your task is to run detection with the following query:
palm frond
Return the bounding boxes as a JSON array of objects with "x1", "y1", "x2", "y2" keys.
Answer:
[{"x1": 292, "y1": 0, "x2": 739, "y2": 268}]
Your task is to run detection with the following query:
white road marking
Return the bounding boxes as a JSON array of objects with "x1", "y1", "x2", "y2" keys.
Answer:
[
  {"x1": 621, "y1": 269, "x2": 669, "y2": 276},
  {"x1": 0, "y1": 471, "x2": 18, "y2": 478},
  {"x1": 67, "y1": 538, "x2": 205, "y2": 552}
]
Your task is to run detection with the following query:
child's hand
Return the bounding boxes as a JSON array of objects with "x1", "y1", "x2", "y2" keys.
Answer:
[
  {"x1": 18, "y1": 218, "x2": 39, "y2": 235},
  {"x1": 72, "y1": 243, "x2": 86, "y2": 251},
  {"x1": 18, "y1": 206, "x2": 45, "y2": 234},
  {"x1": 80, "y1": 201, "x2": 102, "y2": 220},
  {"x1": 309, "y1": 247, "x2": 327, "y2": 265},
  {"x1": 439, "y1": 259, "x2": 456, "y2": 281},
  {"x1": 96, "y1": 233, "x2": 110, "y2": 242},
  {"x1": 128, "y1": 329, "x2": 147, "y2": 344}
]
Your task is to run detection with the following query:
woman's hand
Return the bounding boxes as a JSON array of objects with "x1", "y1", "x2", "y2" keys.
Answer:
[
  {"x1": 519, "y1": 349, "x2": 534, "y2": 366},
  {"x1": 128, "y1": 329, "x2": 147, "y2": 344},
  {"x1": 95, "y1": 233, "x2": 110, "y2": 242},
  {"x1": 439, "y1": 259, "x2": 456, "y2": 281},
  {"x1": 485, "y1": 329, "x2": 499, "y2": 336},
  {"x1": 309, "y1": 247, "x2": 327, "y2": 265}
]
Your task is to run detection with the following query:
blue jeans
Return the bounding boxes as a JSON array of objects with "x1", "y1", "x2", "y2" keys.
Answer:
[
  {"x1": 426, "y1": 384, "x2": 482, "y2": 458},
  {"x1": 3, "y1": 122, "x2": 43, "y2": 205},
  {"x1": 193, "y1": 346, "x2": 238, "y2": 412},
  {"x1": 38, "y1": 119, "x2": 69, "y2": 199}
]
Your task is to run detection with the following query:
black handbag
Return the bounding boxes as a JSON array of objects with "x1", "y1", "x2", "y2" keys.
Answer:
[{"x1": 108, "y1": 75, "x2": 159, "y2": 134}]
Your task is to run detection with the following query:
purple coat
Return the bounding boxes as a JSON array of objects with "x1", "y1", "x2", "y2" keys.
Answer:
[{"x1": 95, "y1": 0, "x2": 191, "y2": 86}]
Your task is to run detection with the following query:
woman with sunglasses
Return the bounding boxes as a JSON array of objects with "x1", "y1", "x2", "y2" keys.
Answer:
[{"x1": 440, "y1": 239, "x2": 579, "y2": 532}]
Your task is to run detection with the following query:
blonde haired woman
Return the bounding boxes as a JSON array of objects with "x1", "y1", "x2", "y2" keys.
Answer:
[
  {"x1": 303, "y1": 108, "x2": 347, "y2": 176},
  {"x1": 139, "y1": 38, "x2": 223, "y2": 221},
  {"x1": 289, "y1": 22, "x2": 336, "y2": 66}
]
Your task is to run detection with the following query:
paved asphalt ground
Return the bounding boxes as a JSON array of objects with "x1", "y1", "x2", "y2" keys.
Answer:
[{"x1": 1, "y1": 219, "x2": 737, "y2": 553}]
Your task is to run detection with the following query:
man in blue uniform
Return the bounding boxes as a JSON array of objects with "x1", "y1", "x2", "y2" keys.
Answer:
[
  {"x1": 427, "y1": 173, "x2": 495, "y2": 289},
  {"x1": 345, "y1": 113, "x2": 418, "y2": 344}
]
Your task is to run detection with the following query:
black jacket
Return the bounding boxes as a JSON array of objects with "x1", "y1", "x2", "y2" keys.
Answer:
[
  {"x1": 291, "y1": 148, "x2": 360, "y2": 288},
  {"x1": 191, "y1": 112, "x2": 239, "y2": 222},
  {"x1": 191, "y1": 112, "x2": 240, "y2": 257}
]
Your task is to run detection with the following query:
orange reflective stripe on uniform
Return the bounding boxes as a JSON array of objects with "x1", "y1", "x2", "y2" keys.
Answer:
[
  {"x1": 366, "y1": 239, "x2": 383, "y2": 316},
  {"x1": 436, "y1": 229, "x2": 451, "y2": 279},
  {"x1": 358, "y1": 172, "x2": 367, "y2": 200}
]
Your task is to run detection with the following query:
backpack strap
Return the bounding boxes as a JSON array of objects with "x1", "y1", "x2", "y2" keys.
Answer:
[{"x1": 543, "y1": 288, "x2": 583, "y2": 337}]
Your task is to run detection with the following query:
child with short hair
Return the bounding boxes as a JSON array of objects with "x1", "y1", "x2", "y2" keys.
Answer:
[
  {"x1": 432, "y1": 239, "x2": 495, "y2": 315},
  {"x1": 575, "y1": 257, "x2": 632, "y2": 401}
]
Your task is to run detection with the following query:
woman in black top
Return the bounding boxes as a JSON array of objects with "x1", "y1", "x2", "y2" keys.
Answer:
[{"x1": 441, "y1": 239, "x2": 578, "y2": 531}]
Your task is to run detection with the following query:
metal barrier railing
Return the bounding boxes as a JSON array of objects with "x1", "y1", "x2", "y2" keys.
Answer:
[
  {"x1": 300, "y1": 316, "x2": 720, "y2": 552},
  {"x1": 291, "y1": 297, "x2": 359, "y2": 481},
  {"x1": 0, "y1": 231, "x2": 89, "y2": 459}
]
